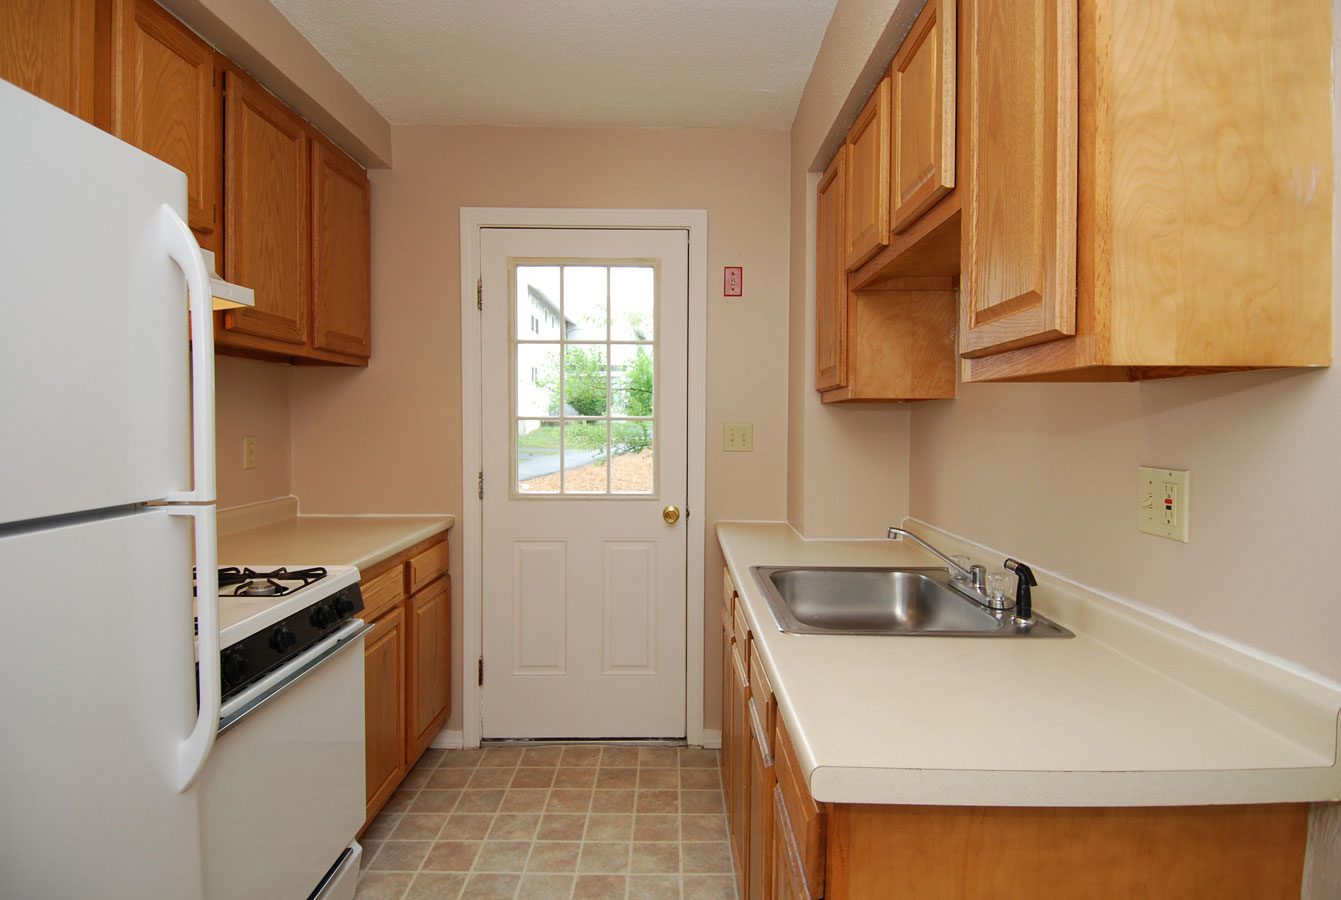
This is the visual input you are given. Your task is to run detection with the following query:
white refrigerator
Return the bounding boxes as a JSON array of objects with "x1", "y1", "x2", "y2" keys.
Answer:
[{"x1": 0, "y1": 79, "x2": 222, "y2": 897}]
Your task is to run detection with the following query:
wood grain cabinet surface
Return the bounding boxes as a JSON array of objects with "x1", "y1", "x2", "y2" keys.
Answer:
[
  {"x1": 360, "y1": 532, "x2": 451, "y2": 831},
  {"x1": 112, "y1": 0, "x2": 220, "y2": 250},
  {"x1": 960, "y1": 0, "x2": 1333, "y2": 381},
  {"x1": 731, "y1": 701, "x2": 1308, "y2": 899},
  {"x1": 0, "y1": 0, "x2": 101, "y2": 126},
  {"x1": 842, "y1": 75, "x2": 891, "y2": 270},
  {"x1": 310, "y1": 134, "x2": 371, "y2": 359},
  {"x1": 889, "y1": 0, "x2": 956, "y2": 234},
  {"x1": 814, "y1": 153, "x2": 848, "y2": 393},
  {"x1": 219, "y1": 65, "x2": 309, "y2": 348}
]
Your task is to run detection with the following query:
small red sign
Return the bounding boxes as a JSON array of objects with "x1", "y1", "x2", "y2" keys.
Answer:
[{"x1": 724, "y1": 267, "x2": 743, "y2": 297}]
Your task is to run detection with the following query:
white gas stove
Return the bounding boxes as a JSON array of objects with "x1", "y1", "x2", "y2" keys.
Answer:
[{"x1": 197, "y1": 564, "x2": 363, "y2": 701}]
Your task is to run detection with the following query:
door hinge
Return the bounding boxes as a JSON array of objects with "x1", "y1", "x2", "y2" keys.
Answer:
[
  {"x1": 478, "y1": 657, "x2": 484, "y2": 686},
  {"x1": 478, "y1": 471, "x2": 484, "y2": 500},
  {"x1": 477, "y1": 278, "x2": 483, "y2": 310}
]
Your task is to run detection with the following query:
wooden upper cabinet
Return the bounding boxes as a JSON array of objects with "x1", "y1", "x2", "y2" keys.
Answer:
[
  {"x1": 112, "y1": 0, "x2": 220, "y2": 243},
  {"x1": 310, "y1": 134, "x2": 371, "y2": 358},
  {"x1": 890, "y1": 0, "x2": 956, "y2": 234},
  {"x1": 221, "y1": 66, "x2": 308, "y2": 346},
  {"x1": 815, "y1": 152, "x2": 847, "y2": 392},
  {"x1": 0, "y1": 0, "x2": 100, "y2": 124},
  {"x1": 960, "y1": 0, "x2": 1077, "y2": 359},
  {"x1": 843, "y1": 75, "x2": 891, "y2": 270},
  {"x1": 961, "y1": 0, "x2": 1331, "y2": 381}
]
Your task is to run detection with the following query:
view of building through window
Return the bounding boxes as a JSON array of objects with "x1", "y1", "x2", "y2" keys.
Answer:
[{"x1": 512, "y1": 262, "x2": 656, "y2": 495}]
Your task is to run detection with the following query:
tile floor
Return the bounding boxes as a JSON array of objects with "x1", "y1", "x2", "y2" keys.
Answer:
[{"x1": 355, "y1": 744, "x2": 740, "y2": 900}]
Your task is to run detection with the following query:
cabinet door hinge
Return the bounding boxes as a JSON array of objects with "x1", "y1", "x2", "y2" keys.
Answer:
[
  {"x1": 477, "y1": 278, "x2": 483, "y2": 310},
  {"x1": 211, "y1": 66, "x2": 216, "y2": 88},
  {"x1": 478, "y1": 471, "x2": 484, "y2": 500},
  {"x1": 478, "y1": 657, "x2": 484, "y2": 686}
]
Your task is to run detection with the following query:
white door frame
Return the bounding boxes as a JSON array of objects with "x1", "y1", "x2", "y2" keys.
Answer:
[{"x1": 459, "y1": 207, "x2": 708, "y2": 748}]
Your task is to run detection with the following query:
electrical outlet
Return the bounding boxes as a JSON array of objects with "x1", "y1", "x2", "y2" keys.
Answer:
[
  {"x1": 1138, "y1": 466, "x2": 1189, "y2": 542},
  {"x1": 243, "y1": 436, "x2": 257, "y2": 470}
]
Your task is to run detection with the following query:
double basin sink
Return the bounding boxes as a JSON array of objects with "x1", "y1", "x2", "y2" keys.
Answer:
[{"x1": 751, "y1": 566, "x2": 1072, "y2": 638}]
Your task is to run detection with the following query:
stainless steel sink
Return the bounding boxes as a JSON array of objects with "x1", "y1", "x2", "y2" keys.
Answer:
[{"x1": 750, "y1": 566, "x2": 1072, "y2": 638}]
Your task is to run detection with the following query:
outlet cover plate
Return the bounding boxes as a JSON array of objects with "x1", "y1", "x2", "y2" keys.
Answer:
[{"x1": 1138, "y1": 466, "x2": 1189, "y2": 542}]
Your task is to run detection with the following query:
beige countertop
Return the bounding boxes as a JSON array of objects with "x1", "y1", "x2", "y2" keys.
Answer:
[
  {"x1": 717, "y1": 520, "x2": 1341, "y2": 808},
  {"x1": 217, "y1": 498, "x2": 453, "y2": 572}
]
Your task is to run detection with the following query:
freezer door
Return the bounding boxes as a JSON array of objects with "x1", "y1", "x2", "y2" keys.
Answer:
[
  {"x1": 0, "y1": 507, "x2": 204, "y2": 899},
  {"x1": 0, "y1": 79, "x2": 193, "y2": 523}
]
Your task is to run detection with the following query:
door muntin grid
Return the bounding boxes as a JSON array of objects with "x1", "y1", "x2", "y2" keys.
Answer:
[{"x1": 510, "y1": 259, "x2": 659, "y2": 498}]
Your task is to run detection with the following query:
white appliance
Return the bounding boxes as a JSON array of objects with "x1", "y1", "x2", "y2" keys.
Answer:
[{"x1": 0, "y1": 79, "x2": 363, "y2": 900}]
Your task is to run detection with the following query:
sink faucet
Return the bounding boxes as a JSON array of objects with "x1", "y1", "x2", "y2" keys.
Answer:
[
  {"x1": 886, "y1": 526, "x2": 986, "y2": 591},
  {"x1": 887, "y1": 526, "x2": 1038, "y2": 619}
]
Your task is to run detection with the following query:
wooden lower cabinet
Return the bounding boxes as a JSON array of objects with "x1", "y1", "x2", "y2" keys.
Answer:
[
  {"x1": 745, "y1": 699, "x2": 775, "y2": 900},
  {"x1": 363, "y1": 602, "x2": 406, "y2": 824},
  {"x1": 360, "y1": 531, "x2": 451, "y2": 829},
  {"x1": 407, "y1": 575, "x2": 451, "y2": 762},
  {"x1": 751, "y1": 712, "x2": 1310, "y2": 900}
]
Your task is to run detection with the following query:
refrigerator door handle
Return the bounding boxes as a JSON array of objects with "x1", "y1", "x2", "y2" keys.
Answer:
[
  {"x1": 171, "y1": 504, "x2": 219, "y2": 791},
  {"x1": 159, "y1": 204, "x2": 216, "y2": 504}
]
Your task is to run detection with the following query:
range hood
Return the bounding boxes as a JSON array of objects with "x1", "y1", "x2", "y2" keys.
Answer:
[{"x1": 200, "y1": 249, "x2": 254, "y2": 310}]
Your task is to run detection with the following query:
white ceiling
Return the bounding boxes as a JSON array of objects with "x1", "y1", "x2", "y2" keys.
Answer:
[{"x1": 267, "y1": 0, "x2": 840, "y2": 129}]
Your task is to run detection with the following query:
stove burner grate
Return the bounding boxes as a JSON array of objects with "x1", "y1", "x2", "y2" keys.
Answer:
[{"x1": 206, "y1": 566, "x2": 329, "y2": 597}]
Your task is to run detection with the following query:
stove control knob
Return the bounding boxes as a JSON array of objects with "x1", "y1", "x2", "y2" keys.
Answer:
[
  {"x1": 333, "y1": 594, "x2": 355, "y2": 617},
  {"x1": 269, "y1": 626, "x2": 297, "y2": 653},
  {"x1": 221, "y1": 651, "x2": 248, "y2": 685},
  {"x1": 310, "y1": 604, "x2": 336, "y2": 629}
]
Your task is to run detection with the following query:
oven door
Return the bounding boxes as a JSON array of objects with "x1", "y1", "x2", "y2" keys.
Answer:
[{"x1": 200, "y1": 619, "x2": 369, "y2": 900}]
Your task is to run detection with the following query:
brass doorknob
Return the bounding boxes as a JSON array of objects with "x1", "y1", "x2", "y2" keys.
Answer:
[{"x1": 662, "y1": 505, "x2": 681, "y2": 525}]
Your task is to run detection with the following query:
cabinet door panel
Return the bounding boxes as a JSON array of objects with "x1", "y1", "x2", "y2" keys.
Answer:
[
  {"x1": 815, "y1": 152, "x2": 847, "y2": 392},
  {"x1": 0, "y1": 0, "x2": 98, "y2": 123},
  {"x1": 890, "y1": 0, "x2": 956, "y2": 233},
  {"x1": 961, "y1": 0, "x2": 1077, "y2": 358},
  {"x1": 729, "y1": 641, "x2": 751, "y2": 890},
  {"x1": 747, "y1": 698, "x2": 776, "y2": 900},
  {"x1": 844, "y1": 76, "x2": 891, "y2": 269},
  {"x1": 310, "y1": 134, "x2": 370, "y2": 358},
  {"x1": 222, "y1": 68, "x2": 308, "y2": 345},
  {"x1": 114, "y1": 0, "x2": 219, "y2": 240},
  {"x1": 364, "y1": 604, "x2": 406, "y2": 824},
  {"x1": 407, "y1": 576, "x2": 451, "y2": 762}
]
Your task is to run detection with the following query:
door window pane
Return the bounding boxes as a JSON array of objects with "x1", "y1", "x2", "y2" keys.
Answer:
[
  {"x1": 611, "y1": 421, "x2": 654, "y2": 494},
  {"x1": 516, "y1": 343, "x2": 559, "y2": 416},
  {"x1": 516, "y1": 266, "x2": 561, "y2": 340},
  {"x1": 563, "y1": 420, "x2": 609, "y2": 494},
  {"x1": 563, "y1": 267, "x2": 608, "y2": 340},
  {"x1": 563, "y1": 344, "x2": 607, "y2": 416},
  {"x1": 510, "y1": 260, "x2": 658, "y2": 497},
  {"x1": 611, "y1": 266, "x2": 655, "y2": 340},
  {"x1": 516, "y1": 420, "x2": 560, "y2": 494},
  {"x1": 611, "y1": 344, "x2": 654, "y2": 417}
]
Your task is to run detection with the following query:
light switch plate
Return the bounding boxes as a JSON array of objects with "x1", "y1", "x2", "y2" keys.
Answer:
[
  {"x1": 243, "y1": 436, "x2": 257, "y2": 470},
  {"x1": 1138, "y1": 466, "x2": 1189, "y2": 542},
  {"x1": 724, "y1": 423, "x2": 753, "y2": 452}
]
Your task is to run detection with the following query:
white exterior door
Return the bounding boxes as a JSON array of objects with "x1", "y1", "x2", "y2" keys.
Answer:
[{"x1": 480, "y1": 227, "x2": 688, "y2": 738}]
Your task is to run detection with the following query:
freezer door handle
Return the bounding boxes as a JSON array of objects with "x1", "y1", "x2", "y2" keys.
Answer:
[
  {"x1": 159, "y1": 204, "x2": 216, "y2": 504},
  {"x1": 171, "y1": 504, "x2": 219, "y2": 791}
]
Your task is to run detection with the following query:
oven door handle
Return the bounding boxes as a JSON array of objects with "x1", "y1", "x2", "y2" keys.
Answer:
[{"x1": 217, "y1": 619, "x2": 373, "y2": 736}]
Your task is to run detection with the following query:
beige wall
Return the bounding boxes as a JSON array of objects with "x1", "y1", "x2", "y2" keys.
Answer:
[
  {"x1": 214, "y1": 356, "x2": 291, "y2": 507},
  {"x1": 287, "y1": 124, "x2": 792, "y2": 733}
]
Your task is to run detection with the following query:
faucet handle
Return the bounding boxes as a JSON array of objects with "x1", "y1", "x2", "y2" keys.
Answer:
[{"x1": 968, "y1": 564, "x2": 987, "y2": 591}]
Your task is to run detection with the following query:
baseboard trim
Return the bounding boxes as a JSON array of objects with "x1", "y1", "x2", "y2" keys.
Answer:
[
  {"x1": 430, "y1": 729, "x2": 465, "y2": 750},
  {"x1": 700, "y1": 728, "x2": 722, "y2": 750}
]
